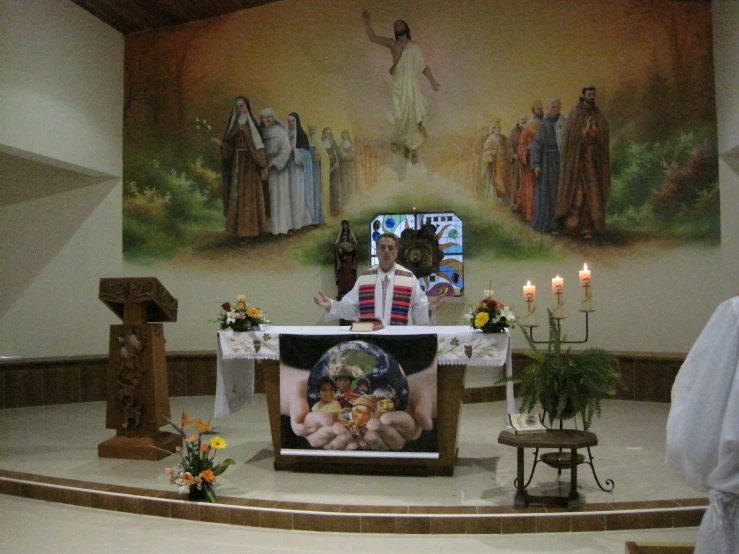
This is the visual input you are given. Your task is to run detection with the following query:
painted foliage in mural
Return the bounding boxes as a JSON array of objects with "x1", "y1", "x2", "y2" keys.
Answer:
[{"x1": 121, "y1": 0, "x2": 718, "y2": 267}]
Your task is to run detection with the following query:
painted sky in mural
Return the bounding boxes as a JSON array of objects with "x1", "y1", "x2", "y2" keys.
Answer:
[{"x1": 122, "y1": 0, "x2": 718, "y2": 269}]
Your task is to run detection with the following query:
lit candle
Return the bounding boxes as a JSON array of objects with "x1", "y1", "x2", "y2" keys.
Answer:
[
  {"x1": 523, "y1": 281, "x2": 537, "y2": 325},
  {"x1": 551, "y1": 275, "x2": 564, "y2": 318},
  {"x1": 579, "y1": 263, "x2": 593, "y2": 312}
]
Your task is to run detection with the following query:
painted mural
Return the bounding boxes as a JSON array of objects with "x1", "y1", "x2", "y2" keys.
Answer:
[{"x1": 122, "y1": 0, "x2": 718, "y2": 277}]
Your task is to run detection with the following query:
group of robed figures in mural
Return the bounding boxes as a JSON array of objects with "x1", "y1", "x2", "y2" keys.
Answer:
[
  {"x1": 479, "y1": 88, "x2": 611, "y2": 240},
  {"x1": 211, "y1": 99, "x2": 360, "y2": 242}
]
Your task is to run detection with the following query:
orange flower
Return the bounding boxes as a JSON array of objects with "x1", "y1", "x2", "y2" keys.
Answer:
[
  {"x1": 194, "y1": 420, "x2": 212, "y2": 432},
  {"x1": 246, "y1": 307, "x2": 262, "y2": 318},
  {"x1": 181, "y1": 472, "x2": 194, "y2": 484},
  {"x1": 200, "y1": 442, "x2": 210, "y2": 453},
  {"x1": 199, "y1": 469, "x2": 216, "y2": 483},
  {"x1": 180, "y1": 411, "x2": 196, "y2": 428},
  {"x1": 163, "y1": 467, "x2": 171, "y2": 475},
  {"x1": 187, "y1": 434, "x2": 198, "y2": 443}
]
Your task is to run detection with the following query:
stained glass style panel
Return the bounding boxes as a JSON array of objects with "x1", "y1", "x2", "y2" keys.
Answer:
[{"x1": 369, "y1": 212, "x2": 464, "y2": 297}]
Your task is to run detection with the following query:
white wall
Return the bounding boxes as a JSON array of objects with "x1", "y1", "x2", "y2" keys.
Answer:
[{"x1": 0, "y1": 0, "x2": 124, "y2": 358}]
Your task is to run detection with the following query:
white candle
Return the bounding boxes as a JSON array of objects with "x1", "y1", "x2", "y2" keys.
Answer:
[
  {"x1": 579, "y1": 263, "x2": 593, "y2": 311},
  {"x1": 523, "y1": 281, "x2": 537, "y2": 325},
  {"x1": 552, "y1": 275, "x2": 564, "y2": 318}
]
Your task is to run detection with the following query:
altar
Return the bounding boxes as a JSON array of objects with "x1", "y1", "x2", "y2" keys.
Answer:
[{"x1": 215, "y1": 326, "x2": 512, "y2": 476}]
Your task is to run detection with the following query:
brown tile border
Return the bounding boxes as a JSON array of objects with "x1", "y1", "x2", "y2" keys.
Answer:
[
  {"x1": 1, "y1": 350, "x2": 686, "y2": 409},
  {"x1": 0, "y1": 471, "x2": 705, "y2": 535}
]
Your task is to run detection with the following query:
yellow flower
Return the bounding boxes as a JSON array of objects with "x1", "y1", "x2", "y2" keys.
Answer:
[
  {"x1": 209, "y1": 436, "x2": 227, "y2": 450},
  {"x1": 246, "y1": 307, "x2": 261, "y2": 318},
  {"x1": 474, "y1": 312, "x2": 490, "y2": 328}
]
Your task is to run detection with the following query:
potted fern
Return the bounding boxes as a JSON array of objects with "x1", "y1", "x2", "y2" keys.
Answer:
[{"x1": 503, "y1": 309, "x2": 626, "y2": 430}]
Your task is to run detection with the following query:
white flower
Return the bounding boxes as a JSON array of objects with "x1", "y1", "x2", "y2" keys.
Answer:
[
  {"x1": 501, "y1": 306, "x2": 516, "y2": 321},
  {"x1": 237, "y1": 294, "x2": 246, "y2": 302},
  {"x1": 226, "y1": 311, "x2": 237, "y2": 324}
]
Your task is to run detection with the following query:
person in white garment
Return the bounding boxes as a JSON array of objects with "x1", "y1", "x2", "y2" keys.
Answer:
[
  {"x1": 314, "y1": 233, "x2": 441, "y2": 325},
  {"x1": 666, "y1": 295, "x2": 739, "y2": 554}
]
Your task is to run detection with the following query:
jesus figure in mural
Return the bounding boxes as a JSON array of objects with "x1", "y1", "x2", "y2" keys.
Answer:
[{"x1": 361, "y1": 10, "x2": 440, "y2": 158}]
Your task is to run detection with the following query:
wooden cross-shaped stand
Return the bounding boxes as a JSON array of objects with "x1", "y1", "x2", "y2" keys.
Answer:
[{"x1": 97, "y1": 277, "x2": 181, "y2": 460}]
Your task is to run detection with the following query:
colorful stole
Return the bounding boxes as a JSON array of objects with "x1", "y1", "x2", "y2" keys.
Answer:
[{"x1": 357, "y1": 268, "x2": 416, "y2": 325}]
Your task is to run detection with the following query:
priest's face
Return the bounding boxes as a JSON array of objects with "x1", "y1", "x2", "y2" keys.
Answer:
[{"x1": 377, "y1": 236, "x2": 398, "y2": 272}]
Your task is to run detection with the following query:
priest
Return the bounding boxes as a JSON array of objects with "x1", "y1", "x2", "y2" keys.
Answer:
[{"x1": 314, "y1": 232, "x2": 441, "y2": 325}]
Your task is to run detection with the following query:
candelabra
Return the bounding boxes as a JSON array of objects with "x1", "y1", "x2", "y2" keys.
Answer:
[{"x1": 521, "y1": 310, "x2": 592, "y2": 345}]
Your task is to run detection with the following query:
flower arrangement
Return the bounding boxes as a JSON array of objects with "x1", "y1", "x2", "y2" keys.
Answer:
[
  {"x1": 468, "y1": 290, "x2": 516, "y2": 333},
  {"x1": 163, "y1": 411, "x2": 235, "y2": 502},
  {"x1": 216, "y1": 294, "x2": 270, "y2": 332}
]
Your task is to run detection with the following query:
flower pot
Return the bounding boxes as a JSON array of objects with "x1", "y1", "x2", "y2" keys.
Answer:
[
  {"x1": 540, "y1": 393, "x2": 578, "y2": 423},
  {"x1": 188, "y1": 484, "x2": 208, "y2": 502},
  {"x1": 230, "y1": 323, "x2": 253, "y2": 333}
]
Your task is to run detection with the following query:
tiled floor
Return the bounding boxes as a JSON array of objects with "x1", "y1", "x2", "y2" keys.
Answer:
[{"x1": 0, "y1": 384, "x2": 704, "y2": 552}]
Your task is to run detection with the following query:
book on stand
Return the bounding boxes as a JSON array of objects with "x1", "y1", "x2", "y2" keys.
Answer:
[
  {"x1": 350, "y1": 319, "x2": 384, "y2": 332},
  {"x1": 507, "y1": 412, "x2": 548, "y2": 434}
]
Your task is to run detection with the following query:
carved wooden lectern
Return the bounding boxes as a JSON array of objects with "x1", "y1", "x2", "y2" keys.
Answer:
[{"x1": 98, "y1": 277, "x2": 180, "y2": 460}]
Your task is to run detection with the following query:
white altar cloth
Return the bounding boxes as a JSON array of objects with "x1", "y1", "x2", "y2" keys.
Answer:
[{"x1": 215, "y1": 326, "x2": 513, "y2": 418}]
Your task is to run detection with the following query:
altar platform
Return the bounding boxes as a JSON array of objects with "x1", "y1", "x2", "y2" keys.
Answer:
[{"x1": 0, "y1": 381, "x2": 706, "y2": 543}]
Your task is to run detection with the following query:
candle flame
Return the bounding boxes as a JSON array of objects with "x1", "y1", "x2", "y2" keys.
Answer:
[
  {"x1": 526, "y1": 280, "x2": 531, "y2": 286},
  {"x1": 583, "y1": 263, "x2": 589, "y2": 271}
]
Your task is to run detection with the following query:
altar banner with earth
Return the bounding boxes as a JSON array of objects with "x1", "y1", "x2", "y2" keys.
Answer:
[{"x1": 279, "y1": 333, "x2": 438, "y2": 458}]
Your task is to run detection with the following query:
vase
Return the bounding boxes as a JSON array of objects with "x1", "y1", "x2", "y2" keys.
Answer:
[
  {"x1": 230, "y1": 323, "x2": 253, "y2": 333},
  {"x1": 481, "y1": 324, "x2": 506, "y2": 334},
  {"x1": 540, "y1": 394, "x2": 578, "y2": 423},
  {"x1": 188, "y1": 484, "x2": 208, "y2": 502}
]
